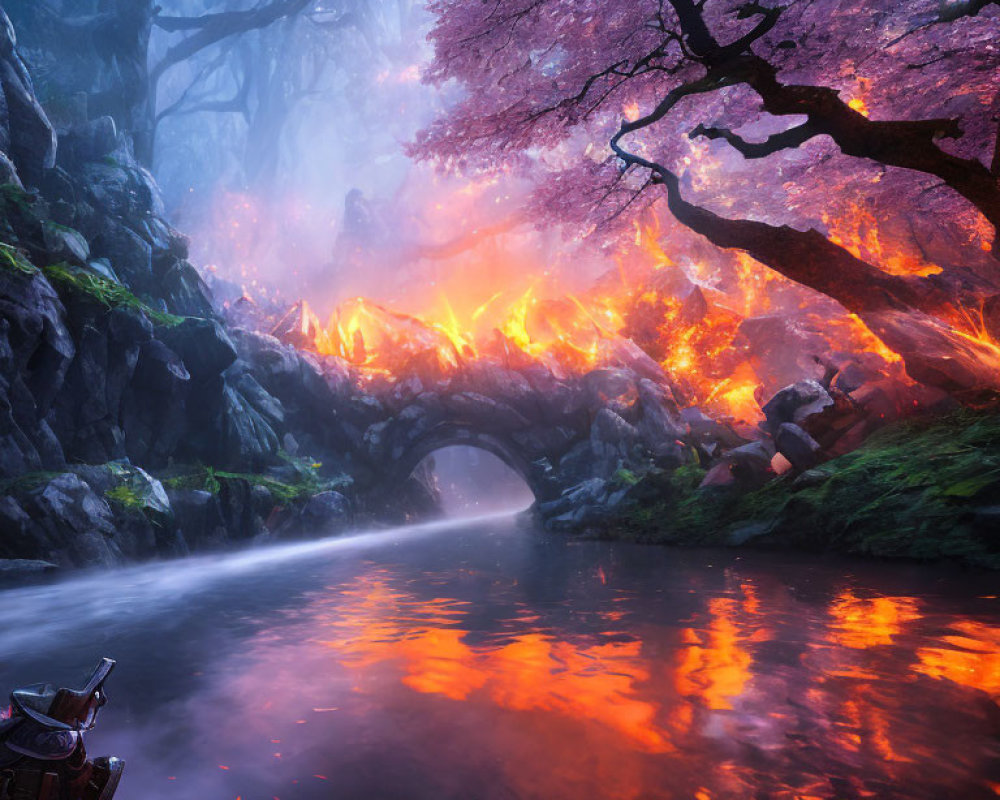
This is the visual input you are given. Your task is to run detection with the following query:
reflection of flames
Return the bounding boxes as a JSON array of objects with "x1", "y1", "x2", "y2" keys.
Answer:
[
  {"x1": 297, "y1": 568, "x2": 1000, "y2": 799},
  {"x1": 915, "y1": 619, "x2": 1000, "y2": 700},
  {"x1": 321, "y1": 574, "x2": 672, "y2": 752},
  {"x1": 280, "y1": 212, "x2": 944, "y2": 424},
  {"x1": 674, "y1": 597, "x2": 754, "y2": 711},
  {"x1": 829, "y1": 590, "x2": 922, "y2": 649}
]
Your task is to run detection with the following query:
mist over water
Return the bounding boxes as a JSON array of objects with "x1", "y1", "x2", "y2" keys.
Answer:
[{"x1": 419, "y1": 446, "x2": 535, "y2": 517}]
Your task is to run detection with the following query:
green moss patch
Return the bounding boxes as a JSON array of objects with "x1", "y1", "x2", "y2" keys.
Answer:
[
  {"x1": 607, "y1": 411, "x2": 1000, "y2": 568},
  {"x1": 164, "y1": 461, "x2": 351, "y2": 505},
  {"x1": 0, "y1": 470, "x2": 61, "y2": 494},
  {"x1": 104, "y1": 484, "x2": 147, "y2": 512},
  {"x1": 0, "y1": 242, "x2": 39, "y2": 276},
  {"x1": 41, "y1": 263, "x2": 184, "y2": 327}
]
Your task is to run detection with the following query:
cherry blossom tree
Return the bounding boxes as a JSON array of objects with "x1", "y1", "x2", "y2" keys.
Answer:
[{"x1": 410, "y1": 0, "x2": 1000, "y2": 393}]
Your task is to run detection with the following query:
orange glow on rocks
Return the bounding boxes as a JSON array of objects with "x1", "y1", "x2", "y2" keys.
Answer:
[{"x1": 278, "y1": 212, "x2": 923, "y2": 427}]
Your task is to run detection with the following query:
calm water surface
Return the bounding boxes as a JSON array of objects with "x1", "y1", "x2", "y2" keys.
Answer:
[{"x1": 0, "y1": 515, "x2": 998, "y2": 799}]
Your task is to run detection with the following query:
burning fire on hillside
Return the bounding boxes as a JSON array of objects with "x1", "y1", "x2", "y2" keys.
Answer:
[{"x1": 244, "y1": 213, "x2": 931, "y2": 429}]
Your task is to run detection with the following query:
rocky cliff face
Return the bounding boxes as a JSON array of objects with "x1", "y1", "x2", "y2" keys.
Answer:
[{"x1": 0, "y1": 10, "x2": 355, "y2": 570}]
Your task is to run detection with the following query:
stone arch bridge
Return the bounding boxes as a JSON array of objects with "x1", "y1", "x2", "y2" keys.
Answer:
[{"x1": 233, "y1": 330, "x2": 723, "y2": 526}]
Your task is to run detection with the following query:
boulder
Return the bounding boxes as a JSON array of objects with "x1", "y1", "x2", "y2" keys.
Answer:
[
  {"x1": 864, "y1": 308, "x2": 1000, "y2": 394},
  {"x1": 215, "y1": 383, "x2": 280, "y2": 470},
  {"x1": 0, "y1": 495, "x2": 34, "y2": 557},
  {"x1": 160, "y1": 317, "x2": 237, "y2": 380},
  {"x1": 583, "y1": 367, "x2": 637, "y2": 407},
  {"x1": 297, "y1": 491, "x2": 351, "y2": 534},
  {"x1": 41, "y1": 222, "x2": 89, "y2": 264},
  {"x1": 122, "y1": 338, "x2": 190, "y2": 464},
  {"x1": 0, "y1": 12, "x2": 56, "y2": 180},
  {"x1": 112, "y1": 463, "x2": 172, "y2": 520},
  {"x1": 775, "y1": 422, "x2": 822, "y2": 471},
  {"x1": 542, "y1": 477, "x2": 611, "y2": 529},
  {"x1": 168, "y1": 488, "x2": 226, "y2": 550},
  {"x1": 636, "y1": 378, "x2": 686, "y2": 460},
  {"x1": 0, "y1": 151, "x2": 21, "y2": 187},
  {"x1": 592, "y1": 407, "x2": 639, "y2": 448},
  {"x1": 227, "y1": 366, "x2": 285, "y2": 429},
  {"x1": 722, "y1": 440, "x2": 774, "y2": 488},
  {"x1": 157, "y1": 259, "x2": 214, "y2": 317},
  {"x1": 90, "y1": 218, "x2": 153, "y2": 288},
  {"x1": 0, "y1": 270, "x2": 74, "y2": 416},
  {"x1": 762, "y1": 379, "x2": 834, "y2": 435},
  {"x1": 56, "y1": 116, "x2": 118, "y2": 166},
  {"x1": 699, "y1": 462, "x2": 736, "y2": 488},
  {"x1": 680, "y1": 406, "x2": 746, "y2": 456},
  {"x1": 15, "y1": 473, "x2": 122, "y2": 567}
]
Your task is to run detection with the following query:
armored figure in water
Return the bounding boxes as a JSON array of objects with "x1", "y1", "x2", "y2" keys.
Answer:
[{"x1": 0, "y1": 659, "x2": 124, "y2": 800}]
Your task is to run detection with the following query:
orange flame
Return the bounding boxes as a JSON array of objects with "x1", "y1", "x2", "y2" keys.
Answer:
[{"x1": 282, "y1": 211, "x2": 938, "y2": 422}]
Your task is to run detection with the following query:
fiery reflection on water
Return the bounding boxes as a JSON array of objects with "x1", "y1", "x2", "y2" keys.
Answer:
[
  {"x1": 295, "y1": 567, "x2": 1000, "y2": 799},
  {"x1": 916, "y1": 619, "x2": 1000, "y2": 700},
  {"x1": 10, "y1": 526, "x2": 998, "y2": 800},
  {"x1": 320, "y1": 573, "x2": 672, "y2": 752}
]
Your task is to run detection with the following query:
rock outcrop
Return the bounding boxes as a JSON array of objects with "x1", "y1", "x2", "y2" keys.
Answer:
[{"x1": 0, "y1": 9, "x2": 354, "y2": 567}]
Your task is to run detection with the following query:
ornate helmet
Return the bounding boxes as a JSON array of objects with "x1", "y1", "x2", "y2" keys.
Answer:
[{"x1": 10, "y1": 659, "x2": 115, "y2": 731}]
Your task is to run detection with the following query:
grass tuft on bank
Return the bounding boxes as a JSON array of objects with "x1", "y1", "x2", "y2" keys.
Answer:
[
  {"x1": 0, "y1": 242, "x2": 37, "y2": 276},
  {"x1": 163, "y1": 458, "x2": 351, "y2": 505}
]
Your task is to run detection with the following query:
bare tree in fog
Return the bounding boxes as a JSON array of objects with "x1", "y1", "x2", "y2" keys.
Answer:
[{"x1": 4, "y1": 0, "x2": 386, "y2": 172}]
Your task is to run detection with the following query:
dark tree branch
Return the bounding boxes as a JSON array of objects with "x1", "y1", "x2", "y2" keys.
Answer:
[
  {"x1": 645, "y1": 1, "x2": 1000, "y2": 245},
  {"x1": 610, "y1": 136, "x2": 950, "y2": 318},
  {"x1": 150, "y1": 0, "x2": 313, "y2": 87},
  {"x1": 154, "y1": 45, "x2": 235, "y2": 126},
  {"x1": 722, "y1": 54, "x2": 1000, "y2": 239},
  {"x1": 689, "y1": 120, "x2": 818, "y2": 158},
  {"x1": 711, "y1": 1, "x2": 784, "y2": 63}
]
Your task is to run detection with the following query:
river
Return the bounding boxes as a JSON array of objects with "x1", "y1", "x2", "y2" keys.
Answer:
[{"x1": 0, "y1": 514, "x2": 998, "y2": 799}]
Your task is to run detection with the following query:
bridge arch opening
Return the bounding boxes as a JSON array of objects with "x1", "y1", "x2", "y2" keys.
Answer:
[{"x1": 410, "y1": 445, "x2": 535, "y2": 518}]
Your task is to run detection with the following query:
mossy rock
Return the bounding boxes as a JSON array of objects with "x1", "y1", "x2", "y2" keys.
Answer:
[
  {"x1": 604, "y1": 411, "x2": 1000, "y2": 568},
  {"x1": 41, "y1": 262, "x2": 183, "y2": 327},
  {"x1": 162, "y1": 457, "x2": 352, "y2": 506}
]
